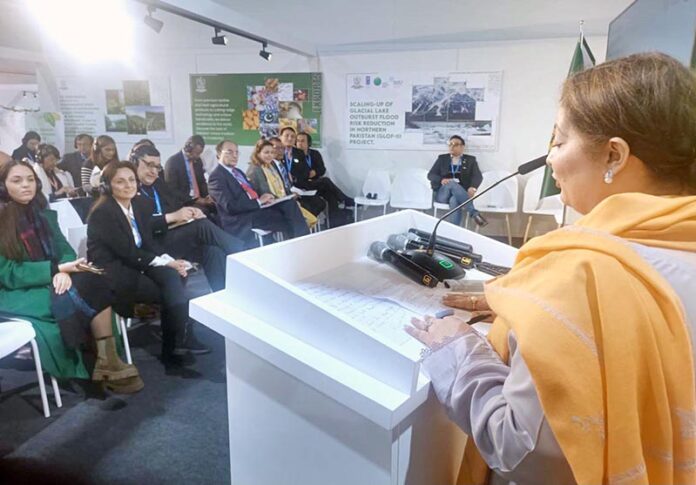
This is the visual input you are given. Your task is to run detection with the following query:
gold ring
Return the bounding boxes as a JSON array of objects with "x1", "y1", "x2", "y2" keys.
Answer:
[{"x1": 469, "y1": 296, "x2": 478, "y2": 311}]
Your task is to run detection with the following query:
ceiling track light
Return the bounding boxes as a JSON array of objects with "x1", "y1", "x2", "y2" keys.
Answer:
[
  {"x1": 212, "y1": 27, "x2": 228, "y2": 46},
  {"x1": 144, "y1": 5, "x2": 163, "y2": 33},
  {"x1": 259, "y1": 41, "x2": 272, "y2": 61}
]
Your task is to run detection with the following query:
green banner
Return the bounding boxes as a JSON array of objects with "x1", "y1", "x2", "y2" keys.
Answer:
[{"x1": 190, "y1": 72, "x2": 322, "y2": 146}]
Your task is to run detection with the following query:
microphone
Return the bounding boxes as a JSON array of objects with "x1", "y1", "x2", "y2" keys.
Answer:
[
  {"x1": 388, "y1": 234, "x2": 480, "y2": 269},
  {"x1": 405, "y1": 232, "x2": 481, "y2": 262},
  {"x1": 368, "y1": 241, "x2": 439, "y2": 288},
  {"x1": 427, "y1": 155, "x2": 547, "y2": 254}
]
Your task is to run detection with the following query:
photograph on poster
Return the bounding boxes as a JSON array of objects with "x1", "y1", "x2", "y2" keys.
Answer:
[
  {"x1": 105, "y1": 89, "x2": 125, "y2": 114},
  {"x1": 123, "y1": 80, "x2": 151, "y2": 106},
  {"x1": 125, "y1": 105, "x2": 147, "y2": 134},
  {"x1": 146, "y1": 106, "x2": 166, "y2": 132},
  {"x1": 105, "y1": 114, "x2": 127, "y2": 132}
]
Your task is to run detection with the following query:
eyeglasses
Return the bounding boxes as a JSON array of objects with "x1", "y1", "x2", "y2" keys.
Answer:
[
  {"x1": 448, "y1": 142, "x2": 463, "y2": 147},
  {"x1": 221, "y1": 150, "x2": 238, "y2": 155},
  {"x1": 142, "y1": 161, "x2": 162, "y2": 172}
]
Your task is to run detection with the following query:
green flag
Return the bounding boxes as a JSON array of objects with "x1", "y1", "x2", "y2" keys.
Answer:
[{"x1": 539, "y1": 35, "x2": 596, "y2": 198}]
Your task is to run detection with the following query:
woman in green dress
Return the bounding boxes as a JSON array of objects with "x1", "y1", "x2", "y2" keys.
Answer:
[{"x1": 0, "y1": 160, "x2": 143, "y2": 393}]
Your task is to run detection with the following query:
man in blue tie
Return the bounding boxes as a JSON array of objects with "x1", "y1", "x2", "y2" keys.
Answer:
[{"x1": 208, "y1": 140, "x2": 309, "y2": 248}]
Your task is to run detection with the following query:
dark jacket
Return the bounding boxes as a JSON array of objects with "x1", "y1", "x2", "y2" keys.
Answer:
[
  {"x1": 58, "y1": 151, "x2": 87, "y2": 189},
  {"x1": 304, "y1": 148, "x2": 326, "y2": 179},
  {"x1": 87, "y1": 196, "x2": 164, "y2": 303},
  {"x1": 164, "y1": 150, "x2": 209, "y2": 201},
  {"x1": 280, "y1": 147, "x2": 311, "y2": 188},
  {"x1": 12, "y1": 146, "x2": 36, "y2": 163},
  {"x1": 138, "y1": 177, "x2": 188, "y2": 236},
  {"x1": 208, "y1": 164, "x2": 261, "y2": 236},
  {"x1": 427, "y1": 153, "x2": 483, "y2": 191}
]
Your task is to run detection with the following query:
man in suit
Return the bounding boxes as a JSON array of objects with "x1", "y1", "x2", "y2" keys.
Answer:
[
  {"x1": 269, "y1": 136, "x2": 326, "y2": 217},
  {"x1": 427, "y1": 135, "x2": 487, "y2": 227},
  {"x1": 164, "y1": 135, "x2": 215, "y2": 215},
  {"x1": 133, "y1": 145, "x2": 244, "y2": 294},
  {"x1": 59, "y1": 133, "x2": 93, "y2": 190},
  {"x1": 280, "y1": 127, "x2": 353, "y2": 225},
  {"x1": 208, "y1": 140, "x2": 309, "y2": 249}
]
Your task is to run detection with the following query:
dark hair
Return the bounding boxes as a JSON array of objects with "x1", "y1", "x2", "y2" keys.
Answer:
[
  {"x1": 561, "y1": 52, "x2": 696, "y2": 194},
  {"x1": 131, "y1": 145, "x2": 161, "y2": 165},
  {"x1": 135, "y1": 138, "x2": 154, "y2": 147},
  {"x1": 91, "y1": 135, "x2": 119, "y2": 169},
  {"x1": 215, "y1": 139, "x2": 236, "y2": 156},
  {"x1": 0, "y1": 160, "x2": 48, "y2": 260},
  {"x1": 184, "y1": 135, "x2": 205, "y2": 153},
  {"x1": 21, "y1": 131, "x2": 41, "y2": 146},
  {"x1": 74, "y1": 133, "x2": 93, "y2": 149},
  {"x1": 88, "y1": 161, "x2": 138, "y2": 218},
  {"x1": 268, "y1": 136, "x2": 281, "y2": 144},
  {"x1": 449, "y1": 135, "x2": 465, "y2": 145},
  {"x1": 279, "y1": 126, "x2": 296, "y2": 136},
  {"x1": 36, "y1": 144, "x2": 60, "y2": 165},
  {"x1": 297, "y1": 132, "x2": 313, "y2": 147}
]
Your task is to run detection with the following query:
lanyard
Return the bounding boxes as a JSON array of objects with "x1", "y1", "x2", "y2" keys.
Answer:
[
  {"x1": 141, "y1": 185, "x2": 163, "y2": 215},
  {"x1": 284, "y1": 150, "x2": 293, "y2": 175},
  {"x1": 183, "y1": 153, "x2": 196, "y2": 196},
  {"x1": 129, "y1": 213, "x2": 142, "y2": 248},
  {"x1": 305, "y1": 152, "x2": 312, "y2": 169}
]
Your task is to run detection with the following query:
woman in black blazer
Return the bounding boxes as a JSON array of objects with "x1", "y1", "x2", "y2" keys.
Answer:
[{"x1": 87, "y1": 161, "x2": 192, "y2": 368}]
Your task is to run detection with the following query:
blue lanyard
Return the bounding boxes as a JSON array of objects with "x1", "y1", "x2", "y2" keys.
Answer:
[
  {"x1": 450, "y1": 163, "x2": 461, "y2": 179},
  {"x1": 305, "y1": 152, "x2": 312, "y2": 169},
  {"x1": 284, "y1": 151, "x2": 293, "y2": 175},
  {"x1": 183, "y1": 153, "x2": 195, "y2": 195},
  {"x1": 141, "y1": 185, "x2": 162, "y2": 215},
  {"x1": 129, "y1": 213, "x2": 142, "y2": 248}
]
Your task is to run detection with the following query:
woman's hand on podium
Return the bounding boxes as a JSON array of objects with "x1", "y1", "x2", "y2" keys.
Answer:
[
  {"x1": 406, "y1": 314, "x2": 472, "y2": 348},
  {"x1": 442, "y1": 292, "x2": 491, "y2": 312}
]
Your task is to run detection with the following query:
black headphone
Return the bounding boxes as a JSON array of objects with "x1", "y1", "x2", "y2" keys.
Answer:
[
  {"x1": 99, "y1": 169, "x2": 112, "y2": 196},
  {"x1": 0, "y1": 163, "x2": 43, "y2": 202}
]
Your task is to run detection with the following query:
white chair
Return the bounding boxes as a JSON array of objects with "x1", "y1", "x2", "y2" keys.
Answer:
[
  {"x1": 50, "y1": 200, "x2": 88, "y2": 258},
  {"x1": 474, "y1": 170, "x2": 519, "y2": 245},
  {"x1": 0, "y1": 319, "x2": 62, "y2": 418},
  {"x1": 251, "y1": 228, "x2": 284, "y2": 247},
  {"x1": 522, "y1": 171, "x2": 565, "y2": 243},
  {"x1": 354, "y1": 170, "x2": 391, "y2": 222},
  {"x1": 389, "y1": 169, "x2": 433, "y2": 211}
]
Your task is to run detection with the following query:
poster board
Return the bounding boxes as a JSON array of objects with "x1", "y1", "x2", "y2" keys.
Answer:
[
  {"x1": 190, "y1": 72, "x2": 322, "y2": 146},
  {"x1": 346, "y1": 71, "x2": 502, "y2": 151}
]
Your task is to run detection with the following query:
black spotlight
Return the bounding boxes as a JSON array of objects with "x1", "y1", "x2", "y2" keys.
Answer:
[
  {"x1": 144, "y1": 6, "x2": 163, "y2": 33},
  {"x1": 212, "y1": 28, "x2": 227, "y2": 46},
  {"x1": 259, "y1": 41, "x2": 272, "y2": 61}
]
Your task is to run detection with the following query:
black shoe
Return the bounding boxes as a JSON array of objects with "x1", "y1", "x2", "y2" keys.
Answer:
[
  {"x1": 173, "y1": 327, "x2": 211, "y2": 356},
  {"x1": 161, "y1": 352, "x2": 194, "y2": 367},
  {"x1": 343, "y1": 197, "x2": 356, "y2": 208},
  {"x1": 473, "y1": 213, "x2": 488, "y2": 227}
]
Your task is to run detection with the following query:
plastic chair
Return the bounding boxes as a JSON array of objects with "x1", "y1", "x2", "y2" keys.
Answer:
[
  {"x1": 50, "y1": 200, "x2": 88, "y2": 258},
  {"x1": 522, "y1": 171, "x2": 564, "y2": 243},
  {"x1": 389, "y1": 169, "x2": 433, "y2": 211},
  {"x1": 0, "y1": 319, "x2": 61, "y2": 417},
  {"x1": 354, "y1": 170, "x2": 391, "y2": 222},
  {"x1": 474, "y1": 170, "x2": 519, "y2": 245},
  {"x1": 252, "y1": 228, "x2": 284, "y2": 247}
]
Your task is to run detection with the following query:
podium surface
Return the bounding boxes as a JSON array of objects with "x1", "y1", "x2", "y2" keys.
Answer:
[{"x1": 190, "y1": 210, "x2": 516, "y2": 485}]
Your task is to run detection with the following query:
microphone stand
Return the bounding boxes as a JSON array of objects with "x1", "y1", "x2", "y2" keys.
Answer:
[{"x1": 426, "y1": 155, "x2": 548, "y2": 254}]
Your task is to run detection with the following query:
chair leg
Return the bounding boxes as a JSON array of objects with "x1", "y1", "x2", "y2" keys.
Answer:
[
  {"x1": 505, "y1": 214, "x2": 512, "y2": 246},
  {"x1": 256, "y1": 233, "x2": 264, "y2": 247},
  {"x1": 382, "y1": 204, "x2": 387, "y2": 216},
  {"x1": 30, "y1": 339, "x2": 50, "y2": 418},
  {"x1": 119, "y1": 316, "x2": 133, "y2": 365},
  {"x1": 354, "y1": 204, "x2": 358, "y2": 222},
  {"x1": 464, "y1": 213, "x2": 470, "y2": 230},
  {"x1": 51, "y1": 376, "x2": 62, "y2": 408},
  {"x1": 523, "y1": 215, "x2": 533, "y2": 244}
]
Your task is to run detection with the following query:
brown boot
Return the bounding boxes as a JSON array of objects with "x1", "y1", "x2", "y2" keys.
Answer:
[
  {"x1": 103, "y1": 375, "x2": 144, "y2": 394},
  {"x1": 92, "y1": 336, "x2": 140, "y2": 382}
]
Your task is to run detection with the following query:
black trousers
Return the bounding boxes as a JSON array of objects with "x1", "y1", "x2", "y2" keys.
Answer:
[
  {"x1": 298, "y1": 195, "x2": 326, "y2": 216},
  {"x1": 158, "y1": 219, "x2": 244, "y2": 291},
  {"x1": 299, "y1": 177, "x2": 350, "y2": 213},
  {"x1": 130, "y1": 266, "x2": 189, "y2": 357},
  {"x1": 245, "y1": 199, "x2": 310, "y2": 248}
]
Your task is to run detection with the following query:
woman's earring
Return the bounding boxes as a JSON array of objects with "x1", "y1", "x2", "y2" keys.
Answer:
[{"x1": 604, "y1": 169, "x2": 614, "y2": 184}]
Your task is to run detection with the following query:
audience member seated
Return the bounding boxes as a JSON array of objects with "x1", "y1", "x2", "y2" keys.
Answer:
[
  {"x1": 208, "y1": 140, "x2": 309, "y2": 248},
  {"x1": 427, "y1": 135, "x2": 488, "y2": 227},
  {"x1": 246, "y1": 139, "x2": 317, "y2": 229},
  {"x1": 0, "y1": 160, "x2": 143, "y2": 392},
  {"x1": 33, "y1": 144, "x2": 79, "y2": 201},
  {"x1": 127, "y1": 138, "x2": 155, "y2": 162},
  {"x1": 269, "y1": 136, "x2": 326, "y2": 218},
  {"x1": 82, "y1": 135, "x2": 119, "y2": 193},
  {"x1": 87, "y1": 161, "x2": 196, "y2": 368},
  {"x1": 11, "y1": 131, "x2": 41, "y2": 163},
  {"x1": 164, "y1": 135, "x2": 216, "y2": 215},
  {"x1": 59, "y1": 133, "x2": 93, "y2": 189},
  {"x1": 280, "y1": 127, "x2": 353, "y2": 224},
  {"x1": 132, "y1": 144, "x2": 244, "y2": 293}
]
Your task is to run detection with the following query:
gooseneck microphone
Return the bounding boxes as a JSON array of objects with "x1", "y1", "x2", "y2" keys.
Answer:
[
  {"x1": 368, "y1": 241, "x2": 439, "y2": 288},
  {"x1": 426, "y1": 155, "x2": 548, "y2": 254}
]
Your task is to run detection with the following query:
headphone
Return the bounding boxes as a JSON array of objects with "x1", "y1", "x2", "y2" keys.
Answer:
[{"x1": 0, "y1": 162, "x2": 43, "y2": 202}]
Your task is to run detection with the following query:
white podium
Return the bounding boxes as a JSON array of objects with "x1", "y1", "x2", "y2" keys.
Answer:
[{"x1": 190, "y1": 210, "x2": 517, "y2": 485}]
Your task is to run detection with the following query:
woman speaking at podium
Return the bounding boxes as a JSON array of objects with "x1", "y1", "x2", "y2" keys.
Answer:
[{"x1": 407, "y1": 52, "x2": 696, "y2": 485}]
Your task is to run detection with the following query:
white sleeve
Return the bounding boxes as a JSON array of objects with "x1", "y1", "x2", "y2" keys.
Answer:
[{"x1": 422, "y1": 330, "x2": 576, "y2": 485}]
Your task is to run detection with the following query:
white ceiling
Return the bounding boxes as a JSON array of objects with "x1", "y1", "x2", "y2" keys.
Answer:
[{"x1": 208, "y1": 0, "x2": 633, "y2": 52}]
